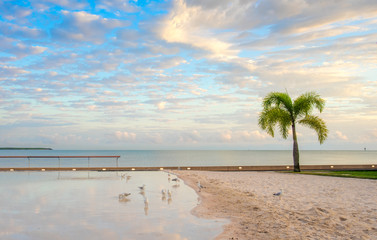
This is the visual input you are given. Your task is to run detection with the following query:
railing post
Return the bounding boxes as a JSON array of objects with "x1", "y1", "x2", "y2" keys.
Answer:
[
  {"x1": 116, "y1": 157, "x2": 119, "y2": 168},
  {"x1": 88, "y1": 157, "x2": 90, "y2": 168},
  {"x1": 28, "y1": 157, "x2": 30, "y2": 168}
]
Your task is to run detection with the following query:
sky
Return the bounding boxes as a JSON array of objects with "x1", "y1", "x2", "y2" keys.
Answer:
[{"x1": 0, "y1": 0, "x2": 376, "y2": 150}]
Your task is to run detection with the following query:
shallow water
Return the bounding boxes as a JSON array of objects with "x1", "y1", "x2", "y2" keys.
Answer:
[{"x1": 0, "y1": 171, "x2": 226, "y2": 240}]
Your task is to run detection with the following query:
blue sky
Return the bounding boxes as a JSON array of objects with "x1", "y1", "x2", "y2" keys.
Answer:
[{"x1": 1, "y1": 0, "x2": 377, "y2": 150}]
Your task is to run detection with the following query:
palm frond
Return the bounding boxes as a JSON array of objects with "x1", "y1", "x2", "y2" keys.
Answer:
[
  {"x1": 298, "y1": 115, "x2": 328, "y2": 144},
  {"x1": 278, "y1": 113, "x2": 292, "y2": 139},
  {"x1": 293, "y1": 92, "x2": 325, "y2": 118},
  {"x1": 263, "y1": 92, "x2": 293, "y2": 115},
  {"x1": 259, "y1": 107, "x2": 291, "y2": 139}
]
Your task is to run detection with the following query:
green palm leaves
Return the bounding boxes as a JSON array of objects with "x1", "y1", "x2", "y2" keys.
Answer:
[
  {"x1": 258, "y1": 91, "x2": 328, "y2": 172},
  {"x1": 298, "y1": 115, "x2": 328, "y2": 144}
]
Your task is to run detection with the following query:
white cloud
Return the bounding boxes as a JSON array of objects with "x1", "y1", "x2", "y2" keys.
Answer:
[
  {"x1": 0, "y1": 65, "x2": 29, "y2": 76},
  {"x1": 371, "y1": 129, "x2": 377, "y2": 138},
  {"x1": 0, "y1": 36, "x2": 47, "y2": 59},
  {"x1": 156, "y1": 101, "x2": 167, "y2": 110},
  {"x1": 33, "y1": 0, "x2": 88, "y2": 10},
  {"x1": 220, "y1": 131, "x2": 232, "y2": 142},
  {"x1": 335, "y1": 131, "x2": 348, "y2": 140},
  {"x1": 0, "y1": 22, "x2": 46, "y2": 39},
  {"x1": 178, "y1": 130, "x2": 201, "y2": 144},
  {"x1": 96, "y1": 0, "x2": 139, "y2": 13},
  {"x1": 115, "y1": 131, "x2": 136, "y2": 141},
  {"x1": 241, "y1": 130, "x2": 268, "y2": 140},
  {"x1": 159, "y1": 0, "x2": 239, "y2": 59},
  {"x1": 0, "y1": 2, "x2": 32, "y2": 21},
  {"x1": 87, "y1": 105, "x2": 96, "y2": 111},
  {"x1": 51, "y1": 11, "x2": 129, "y2": 44}
]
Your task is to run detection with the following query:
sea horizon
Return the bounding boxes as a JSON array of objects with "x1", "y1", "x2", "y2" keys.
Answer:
[{"x1": 0, "y1": 149, "x2": 375, "y2": 169}]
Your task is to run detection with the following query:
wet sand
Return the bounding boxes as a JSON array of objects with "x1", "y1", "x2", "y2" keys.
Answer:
[{"x1": 174, "y1": 171, "x2": 377, "y2": 240}]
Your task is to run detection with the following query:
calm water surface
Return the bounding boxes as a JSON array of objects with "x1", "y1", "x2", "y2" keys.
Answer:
[
  {"x1": 0, "y1": 150, "x2": 376, "y2": 168},
  {"x1": 0, "y1": 171, "x2": 226, "y2": 240}
]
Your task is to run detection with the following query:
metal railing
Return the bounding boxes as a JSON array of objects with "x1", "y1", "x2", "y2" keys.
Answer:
[{"x1": 0, "y1": 156, "x2": 121, "y2": 169}]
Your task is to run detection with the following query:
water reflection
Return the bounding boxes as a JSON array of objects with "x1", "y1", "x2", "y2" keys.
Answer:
[
  {"x1": 144, "y1": 199, "x2": 149, "y2": 216},
  {"x1": 0, "y1": 171, "x2": 226, "y2": 239}
]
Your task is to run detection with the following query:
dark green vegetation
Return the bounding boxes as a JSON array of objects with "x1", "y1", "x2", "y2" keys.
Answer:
[
  {"x1": 258, "y1": 92, "x2": 328, "y2": 172},
  {"x1": 299, "y1": 170, "x2": 377, "y2": 179},
  {"x1": 0, "y1": 148, "x2": 52, "y2": 150}
]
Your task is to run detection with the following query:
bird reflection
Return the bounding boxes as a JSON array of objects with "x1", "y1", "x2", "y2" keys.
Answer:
[
  {"x1": 119, "y1": 197, "x2": 130, "y2": 203},
  {"x1": 144, "y1": 197, "x2": 149, "y2": 215},
  {"x1": 139, "y1": 191, "x2": 146, "y2": 198},
  {"x1": 167, "y1": 189, "x2": 172, "y2": 204},
  {"x1": 161, "y1": 189, "x2": 166, "y2": 201},
  {"x1": 144, "y1": 205, "x2": 149, "y2": 215}
]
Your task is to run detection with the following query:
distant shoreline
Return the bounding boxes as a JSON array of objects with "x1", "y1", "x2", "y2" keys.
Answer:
[{"x1": 0, "y1": 148, "x2": 53, "y2": 150}]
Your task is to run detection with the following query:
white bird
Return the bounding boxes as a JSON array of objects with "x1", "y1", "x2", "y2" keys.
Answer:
[
  {"x1": 139, "y1": 184, "x2": 146, "y2": 191},
  {"x1": 273, "y1": 189, "x2": 283, "y2": 196},
  {"x1": 161, "y1": 190, "x2": 167, "y2": 201},
  {"x1": 118, "y1": 192, "x2": 131, "y2": 200},
  {"x1": 197, "y1": 181, "x2": 204, "y2": 192}
]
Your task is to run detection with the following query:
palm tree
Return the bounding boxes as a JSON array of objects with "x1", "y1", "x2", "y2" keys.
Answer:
[{"x1": 258, "y1": 91, "x2": 328, "y2": 172}]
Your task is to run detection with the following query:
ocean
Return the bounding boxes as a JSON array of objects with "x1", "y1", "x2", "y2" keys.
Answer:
[{"x1": 0, "y1": 150, "x2": 376, "y2": 168}]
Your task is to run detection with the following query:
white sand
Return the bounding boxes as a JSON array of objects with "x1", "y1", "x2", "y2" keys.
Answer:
[{"x1": 174, "y1": 171, "x2": 377, "y2": 240}]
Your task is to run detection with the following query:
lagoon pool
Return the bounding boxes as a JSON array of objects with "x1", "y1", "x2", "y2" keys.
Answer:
[{"x1": 0, "y1": 171, "x2": 226, "y2": 240}]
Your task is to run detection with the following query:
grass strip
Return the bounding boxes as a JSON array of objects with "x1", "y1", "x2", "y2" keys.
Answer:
[{"x1": 297, "y1": 170, "x2": 377, "y2": 179}]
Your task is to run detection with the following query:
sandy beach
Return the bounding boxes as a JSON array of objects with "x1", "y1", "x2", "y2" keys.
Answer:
[{"x1": 174, "y1": 171, "x2": 377, "y2": 240}]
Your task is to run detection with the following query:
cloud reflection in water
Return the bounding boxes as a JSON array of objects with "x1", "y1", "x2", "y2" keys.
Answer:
[{"x1": 0, "y1": 171, "x2": 226, "y2": 240}]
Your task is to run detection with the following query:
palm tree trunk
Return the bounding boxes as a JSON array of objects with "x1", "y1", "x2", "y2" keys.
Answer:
[{"x1": 292, "y1": 123, "x2": 300, "y2": 172}]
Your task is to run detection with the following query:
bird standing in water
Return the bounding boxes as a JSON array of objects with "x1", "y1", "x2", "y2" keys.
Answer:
[{"x1": 118, "y1": 192, "x2": 131, "y2": 201}]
